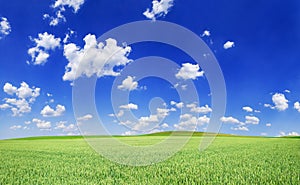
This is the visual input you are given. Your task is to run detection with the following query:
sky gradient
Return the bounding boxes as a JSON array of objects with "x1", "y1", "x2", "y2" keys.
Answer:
[{"x1": 0, "y1": 0, "x2": 300, "y2": 139}]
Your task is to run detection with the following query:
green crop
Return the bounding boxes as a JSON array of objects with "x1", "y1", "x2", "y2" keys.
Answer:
[{"x1": 0, "y1": 136, "x2": 299, "y2": 184}]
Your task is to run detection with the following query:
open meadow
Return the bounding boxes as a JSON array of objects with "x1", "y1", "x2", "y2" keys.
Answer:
[{"x1": 0, "y1": 134, "x2": 299, "y2": 184}]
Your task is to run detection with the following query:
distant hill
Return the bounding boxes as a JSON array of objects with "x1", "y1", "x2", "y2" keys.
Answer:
[
  {"x1": 141, "y1": 131, "x2": 235, "y2": 137},
  {"x1": 6, "y1": 131, "x2": 298, "y2": 140}
]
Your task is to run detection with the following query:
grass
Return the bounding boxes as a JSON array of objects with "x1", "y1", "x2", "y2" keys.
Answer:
[{"x1": 0, "y1": 134, "x2": 299, "y2": 184}]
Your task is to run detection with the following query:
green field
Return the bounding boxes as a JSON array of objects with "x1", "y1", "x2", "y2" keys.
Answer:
[{"x1": 0, "y1": 134, "x2": 299, "y2": 184}]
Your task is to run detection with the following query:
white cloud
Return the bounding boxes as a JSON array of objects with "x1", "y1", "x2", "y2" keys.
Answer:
[
  {"x1": 77, "y1": 114, "x2": 93, "y2": 121},
  {"x1": 119, "y1": 103, "x2": 138, "y2": 110},
  {"x1": 174, "y1": 114, "x2": 198, "y2": 131},
  {"x1": 294, "y1": 102, "x2": 300, "y2": 112},
  {"x1": 117, "y1": 76, "x2": 138, "y2": 91},
  {"x1": 116, "y1": 110, "x2": 124, "y2": 117},
  {"x1": 132, "y1": 115, "x2": 160, "y2": 131},
  {"x1": 63, "y1": 34, "x2": 132, "y2": 81},
  {"x1": 40, "y1": 104, "x2": 65, "y2": 117},
  {"x1": 1, "y1": 82, "x2": 40, "y2": 116},
  {"x1": 119, "y1": 107, "x2": 172, "y2": 131},
  {"x1": 156, "y1": 107, "x2": 175, "y2": 118},
  {"x1": 0, "y1": 103, "x2": 11, "y2": 109},
  {"x1": 287, "y1": 132, "x2": 299, "y2": 136},
  {"x1": 284, "y1": 89, "x2": 290, "y2": 93},
  {"x1": 0, "y1": 17, "x2": 11, "y2": 39},
  {"x1": 198, "y1": 115, "x2": 210, "y2": 125},
  {"x1": 143, "y1": 0, "x2": 174, "y2": 21},
  {"x1": 242, "y1": 106, "x2": 253, "y2": 112},
  {"x1": 24, "y1": 121, "x2": 31, "y2": 125},
  {"x1": 43, "y1": 10, "x2": 66, "y2": 26},
  {"x1": 175, "y1": 63, "x2": 204, "y2": 80},
  {"x1": 264, "y1": 103, "x2": 274, "y2": 109},
  {"x1": 231, "y1": 126, "x2": 249, "y2": 131},
  {"x1": 32, "y1": 118, "x2": 51, "y2": 130},
  {"x1": 3, "y1": 83, "x2": 17, "y2": 95},
  {"x1": 266, "y1": 123, "x2": 271, "y2": 127},
  {"x1": 220, "y1": 116, "x2": 240, "y2": 124},
  {"x1": 189, "y1": 104, "x2": 212, "y2": 114},
  {"x1": 181, "y1": 84, "x2": 187, "y2": 90},
  {"x1": 223, "y1": 41, "x2": 235, "y2": 49},
  {"x1": 55, "y1": 121, "x2": 78, "y2": 132},
  {"x1": 55, "y1": 121, "x2": 67, "y2": 129},
  {"x1": 170, "y1": 101, "x2": 184, "y2": 109},
  {"x1": 272, "y1": 93, "x2": 289, "y2": 111},
  {"x1": 4, "y1": 98, "x2": 31, "y2": 116},
  {"x1": 245, "y1": 116, "x2": 259, "y2": 124},
  {"x1": 279, "y1": 131, "x2": 300, "y2": 137},
  {"x1": 28, "y1": 32, "x2": 61, "y2": 65},
  {"x1": 122, "y1": 131, "x2": 137, "y2": 136},
  {"x1": 63, "y1": 29, "x2": 75, "y2": 43},
  {"x1": 10, "y1": 125, "x2": 22, "y2": 130},
  {"x1": 52, "y1": 0, "x2": 85, "y2": 13},
  {"x1": 17, "y1": 82, "x2": 40, "y2": 100},
  {"x1": 161, "y1": 123, "x2": 169, "y2": 128},
  {"x1": 202, "y1": 30, "x2": 210, "y2": 37},
  {"x1": 44, "y1": 0, "x2": 85, "y2": 26}
]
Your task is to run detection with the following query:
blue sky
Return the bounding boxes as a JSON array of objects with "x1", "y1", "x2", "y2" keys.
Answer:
[{"x1": 0, "y1": 0, "x2": 299, "y2": 139}]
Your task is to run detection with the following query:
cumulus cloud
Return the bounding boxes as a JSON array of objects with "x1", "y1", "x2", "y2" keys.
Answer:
[
  {"x1": 175, "y1": 63, "x2": 204, "y2": 80},
  {"x1": 119, "y1": 103, "x2": 138, "y2": 110},
  {"x1": 1, "y1": 82, "x2": 40, "y2": 116},
  {"x1": 122, "y1": 131, "x2": 137, "y2": 136},
  {"x1": 63, "y1": 29, "x2": 75, "y2": 43},
  {"x1": 131, "y1": 115, "x2": 160, "y2": 131},
  {"x1": 242, "y1": 106, "x2": 253, "y2": 112},
  {"x1": 161, "y1": 123, "x2": 169, "y2": 128},
  {"x1": 170, "y1": 101, "x2": 184, "y2": 109},
  {"x1": 143, "y1": 0, "x2": 174, "y2": 21},
  {"x1": 174, "y1": 114, "x2": 209, "y2": 131},
  {"x1": 0, "y1": 17, "x2": 11, "y2": 39},
  {"x1": 265, "y1": 93, "x2": 289, "y2": 111},
  {"x1": 28, "y1": 32, "x2": 61, "y2": 65},
  {"x1": 43, "y1": 11, "x2": 66, "y2": 26},
  {"x1": 294, "y1": 102, "x2": 300, "y2": 112},
  {"x1": 197, "y1": 115, "x2": 210, "y2": 125},
  {"x1": 201, "y1": 30, "x2": 211, "y2": 37},
  {"x1": 188, "y1": 103, "x2": 212, "y2": 114},
  {"x1": 9, "y1": 125, "x2": 22, "y2": 130},
  {"x1": 245, "y1": 115, "x2": 259, "y2": 124},
  {"x1": 3, "y1": 83, "x2": 17, "y2": 95},
  {"x1": 32, "y1": 118, "x2": 51, "y2": 130},
  {"x1": 119, "y1": 107, "x2": 173, "y2": 131},
  {"x1": 24, "y1": 121, "x2": 31, "y2": 125},
  {"x1": 220, "y1": 116, "x2": 240, "y2": 124},
  {"x1": 44, "y1": 0, "x2": 85, "y2": 26},
  {"x1": 279, "y1": 131, "x2": 299, "y2": 137},
  {"x1": 272, "y1": 93, "x2": 289, "y2": 111},
  {"x1": 264, "y1": 103, "x2": 274, "y2": 109},
  {"x1": 0, "y1": 103, "x2": 11, "y2": 109},
  {"x1": 223, "y1": 41, "x2": 235, "y2": 49},
  {"x1": 266, "y1": 123, "x2": 271, "y2": 127},
  {"x1": 117, "y1": 76, "x2": 138, "y2": 91},
  {"x1": 77, "y1": 114, "x2": 93, "y2": 121},
  {"x1": 55, "y1": 121, "x2": 78, "y2": 133},
  {"x1": 40, "y1": 104, "x2": 65, "y2": 117},
  {"x1": 231, "y1": 126, "x2": 249, "y2": 131},
  {"x1": 62, "y1": 34, "x2": 132, "y2": 81},
  {"x1": 52, "y1": 0, "x2": 85, "y2": 12},
  {"x1": 4, "y1": 98, "x2": 31, "y2": 116}
]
